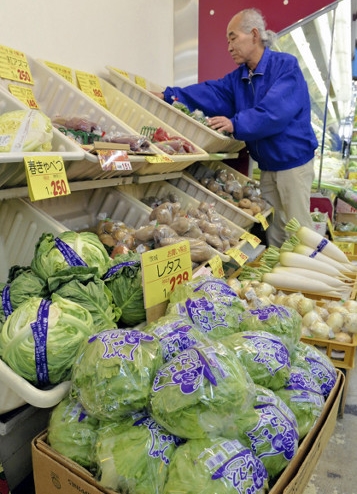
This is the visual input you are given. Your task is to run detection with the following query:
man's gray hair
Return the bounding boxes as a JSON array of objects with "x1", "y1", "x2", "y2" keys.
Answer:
[{"x1": 239, "y1": 8, "x2": 277, "y2": 48}]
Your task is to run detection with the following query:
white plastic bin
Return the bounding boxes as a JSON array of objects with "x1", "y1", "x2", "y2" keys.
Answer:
[
  {"x1": 0, "y1": 198, "x2": 71, "y2": 413},
  {"x1": 107, "y1": 66, "x2": 246, "y2": 154}
]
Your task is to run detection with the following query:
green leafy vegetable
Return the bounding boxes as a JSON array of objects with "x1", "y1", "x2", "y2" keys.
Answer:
[
  {"x1": 104, "y1": 252, "x2": 146, "y2": 326},
  {"x1": 0, "y1": 293, "x2": 95, "y2": 385},
  {"x1": 96, "y1": 412, "x2": 182, "y2": 494},
  {"x1": 71, "y1": 328, "x2": 163, "y2": 421},
  {"x1": 149, "y1": 341, "x2": 256, "y2": 439},
  {"x1": 169, "y1": 276, "x2": 240, "y2": 306},
  {"x1": 221, "y1": 330, "x2": 291, "y2": 390},
  {"x1": 48, "y1": 395, "x2": 99, "y2": 469},
  {"x1": 163, "y1": 437, "x2": 269, "y2": 494},
  {"x1": 31, "y1": 231, "x2": 111, "y2": 281}
]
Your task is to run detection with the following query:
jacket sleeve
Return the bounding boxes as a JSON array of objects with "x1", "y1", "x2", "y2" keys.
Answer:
[
  {"x1": 163, "y1": 76, "x2": 236, "y2": 117},
  {"x1": 231, "y1": 63, "x2": 310, "y2": 141}
]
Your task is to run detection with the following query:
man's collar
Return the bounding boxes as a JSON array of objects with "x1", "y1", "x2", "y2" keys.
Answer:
[{"x1": 241, "y1": 47, "x2": 270, "y2": 79}]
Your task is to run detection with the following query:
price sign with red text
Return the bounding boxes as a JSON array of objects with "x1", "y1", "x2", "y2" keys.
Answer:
[
  {"x1": 141, "y1": 240, "x2": 192, "y2": 308},
  {"x1": 208, "y1": 255, "x2": 224, "y2": 278},
  {"x1": 255, "y1": 213, "x2": 269, "y2": 231},
  {"x1": 44, "y1": 61, "x2": 74, "y2": 84},
  {"x1": 0, "y1": 45, "x2": 34, "y2": 84},
  {"x1": 97, "y1": 149, "x2": 132, "y2": 171},
  {"x1": 24, "y1": 156, "x2": 70, "y2": 201},
  {"x1": 225, "y1": 247, "x2": 249, "y2": 267},
  {"x1": 112, "y1": 67, "x2": 130, "y2": 78},
  {"x1": 75, "y1": 70, "x2": 108, "y2": 108},
  {"x1": 240, "y1": 231, "x2": 261, "y2": 248},
  {"x1": 8, "y1": 84, "x2": 39, "y2": 109},
  {"x1": 145, "y1": 155, "x2": 174, "y2": 164}
]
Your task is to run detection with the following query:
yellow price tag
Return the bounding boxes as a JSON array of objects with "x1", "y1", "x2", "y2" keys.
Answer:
[
  {"x1": 225, "y1": 247, "x2": 249, "y2": 267},
  {"x1": 145, "y1": 155, "x2": 174, "y2": 163},
  {"x1": 327, "y1": 218, "x2": 335, "y2": 240},
  {"x1": 135, "y1": 75, "x2": 147, "y2": 89},
  {"x1": 333, "y1": 241, "x2": 355, "y2": 256},
  {"x1": 44, "y1": 61, "x2": 74, "y2": 84},
  {"x1": 0, "y1": 45, "x2": 34, "y2": 84},
  {"x1": 97, "y1": 149, "x2": 132, "y2": 171},
  {"x1": 141, "y1": 240, "x2": 192, "y2": 308},
  {"x1": 24, "y1": 156, "x2": 70, "y2": 202},
  {"x1": 208, "y1": 255, "x2": 224, "y2": 278},
  {"x1": 240, "y1": 231, "x2": 261, "y2": 248},
  {"x1": 8, "y1": 84, "x2": 39, "y2": 109},
  {"x1": 255, "y1": 213, "x2": 269, "y2": 230},
  {"x1": 113, "y1": 67, "x2": 129, "y2": 78},
  {"x1": 75, "y1": 70, "x2": 108, "y2": 108}
]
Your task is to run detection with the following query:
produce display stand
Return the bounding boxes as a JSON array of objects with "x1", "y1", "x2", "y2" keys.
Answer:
[{"x1": 31, "y1": 370, "x2": 344, "y2": 494}]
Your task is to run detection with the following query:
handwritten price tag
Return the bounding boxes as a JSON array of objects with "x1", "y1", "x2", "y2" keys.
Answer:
[
  {"x1": 208, "y1": 255, "x2": 224, "y2": 278},
  {"x1": 333, "y1": 241, "x2": 355, "y2": 257},
  {"x1": 255, "y1": 213, "x2": 269, "y2": 230},
  {"x1": 24, "y1": 156, "x2": 70, "y2": 201},
  {"x1": 240, "y1": 231, "x2": 261, "y2": 248},
  {"x1": 44, "y1": 61, "x2": 74, "y2": 84},
  {"x1": 225, "y1": 247, "x2": 249, "y2": 267},
  {"x1": 0, "y1": 45, "x2": 34, "y2": 84},
  {"x1": 8, "y1": 84, "x2": 39, "y2": 109},
  {"x1": 141, "y1": 240, "x2": 192, "y2": 308},
  {"x1": 75, "y1": 70, "x2": 108, "y2": 108}
]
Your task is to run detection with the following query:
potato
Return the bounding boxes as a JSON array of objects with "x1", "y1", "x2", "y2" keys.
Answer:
[{"x1": 238, "y1": 198, "x2": 252, "y2": 209}]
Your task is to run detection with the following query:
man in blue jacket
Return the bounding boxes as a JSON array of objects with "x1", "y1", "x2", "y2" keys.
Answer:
[{"x1": 154, "y1": 8, "x2": 318, "y2": 247}]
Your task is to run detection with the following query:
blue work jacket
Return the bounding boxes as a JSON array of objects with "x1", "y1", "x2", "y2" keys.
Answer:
[{"x1": 163, "y1": 48, "x2": 318, "y2": 171}]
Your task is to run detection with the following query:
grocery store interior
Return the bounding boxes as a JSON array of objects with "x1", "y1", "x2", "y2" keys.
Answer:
[{"x1": 1, "y1": 0, "x2": 357, "y2": 493}]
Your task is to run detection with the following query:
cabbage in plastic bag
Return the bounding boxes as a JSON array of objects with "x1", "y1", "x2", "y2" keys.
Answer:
[
  {"x1": 48, "y1": 395, "x2": 99, "y2": 470},
  {"x1": 163, "y1": 436, "x2": 269, "y2": 494},
  {"x1": 149, "y1": 341, "x2": 256, "y2": 439},
  {"x1": 237, "y1": 385, "x2": 299, "y2": 479},
  {"x1": 169, "y1": 276, "x2": 242, "y2": 306},
  {"x1": 275, "y1": 365, "x2": 325, "y2": 439},
  {"x1": 237, "y1": 304, "x2": 302, "y2": 353},
  {"x1": 222, "y1": 330, "x2": 291, "y2": 391},
  {"x1": 96, "y1": 412, "x2": 182, "y2": 494},
  {"x1": 0, "y1": 293, "x2": 95, "y2": 385},
  {"x1": 291, "y1": 341, "x2": 337, "y2": 396},
  {"x1": 71, "y1": 328, "x2": 163, "y2": 420}
]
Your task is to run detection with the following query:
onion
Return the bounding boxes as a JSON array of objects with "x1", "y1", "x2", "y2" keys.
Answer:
[
  {"x1": 297, "y1": 297, "x2": 316, "y2": 316},
  {"x1": 342, "y1": 300, "x2": 357, "y2": 313},
  {"x1": 302, "y1": 310, "x2": 323, "y2": 328},
  {"x1": 343, "y1": 313, "x2": 357, "y2": 334},
  {"x1": 334, "y1": 331, "x2": 352, "y2": 343},
  {"x1": 326, "y1": 312, "x2": 345, "y2": 333},
  {"x1": 309, "y1": 320, "x2": 331, "y2": 339}
]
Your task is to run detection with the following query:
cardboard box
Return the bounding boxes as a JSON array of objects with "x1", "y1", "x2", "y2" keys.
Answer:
[
  {"x1": 335, "y1": 198, "x2": 357, "y2": 214},
  {"x1": 32, "y1": 371, "x2": 344, "y2": 494}
]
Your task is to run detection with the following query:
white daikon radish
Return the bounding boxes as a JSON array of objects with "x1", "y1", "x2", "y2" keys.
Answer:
[
  {"x1": 293, "y1": 244, "x2": 357, "y2": 274},
  {"x1": 262, "y1": 272, "x2": 348, "y2": 298},
  {"x1": 271, "y1": 265, "x2": 352, "y2": 290},
  {"x1": 279, "y1": 251, "x2": 352, "y2": 281},
  {"x1": 286, "y1": 217, "x2": 351, "y2": 264}
]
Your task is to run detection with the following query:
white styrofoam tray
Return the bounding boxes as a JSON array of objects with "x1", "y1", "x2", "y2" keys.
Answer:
[
  {"x1": 97, "y1": 77, "x2": 209, "y2": 175},
  {"x1": 0, "y1": 86, "x2": 85, "y2": 189},
  {"x1": 0, "y1": 198, "x2": 71, "y2": 413},
  {"x1": 107, "y1": 66, "x2": 246, "y2": 154}
]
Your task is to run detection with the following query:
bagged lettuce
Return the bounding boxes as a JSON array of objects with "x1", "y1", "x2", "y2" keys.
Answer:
[
  {"x1": 149, "y1": 341, "x2": 256, "y2": 439},
  {"x1": 71, "y1": 328, "x2": 163, "y2": 420},
  {"x1": 104, "y1": 252, "x2": 146, "y2": 326},
  {"x1": 169, "y1": 276, "x2": 242, "y2": 306},
  {"x1": 166, "y1": 295, "x2": 245, "y2": 340},
  {"x1": 0, "y1": 293, "x2": 95, "y2": 385},
  {"x1": 275, "y1": 365, "x2": 325, "y2": 439},
  {"x1": 145, "y1": 314, "x2": 210, "y2": 362},
  {"x1": 291, "y1": 342, "x2": 337, "y2": 396},
  {"x1": 31, "y1": 231, "x2": 111, "y2": 281},
  {"x1": 221, "y1": 330, "x2": 291, "y2": 391},
  {"x1": 48, "y1": 395, "x2": 99, "y2": 470},
  {"x1": 163, "y1": 437, "x2": 269, "y2": 494},
  {"x1": 96, "y1": 412, "x2": 182, "y2": 494},
  {"x1": 237, "y1": 385, "x2": 299, "y2": 479},
  {"x1": 237, "y1": 304, "x2": 302, "y2": 353}
]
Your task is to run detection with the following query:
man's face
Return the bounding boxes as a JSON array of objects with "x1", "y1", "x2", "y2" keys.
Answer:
[{"x1": 226, "y1": 14, "x2": 255, "y2": 66}]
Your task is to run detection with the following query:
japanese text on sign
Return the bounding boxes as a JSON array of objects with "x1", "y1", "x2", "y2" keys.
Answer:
[
  {"x1": 24, "y1": 156, "x2": 70, "y2": 201},
  {"x1": 0, "y1": 45, "x2": 34, "y2": 84},
  {"x1": 141, "y1": 240, "x2": 192, "y2": 308}
]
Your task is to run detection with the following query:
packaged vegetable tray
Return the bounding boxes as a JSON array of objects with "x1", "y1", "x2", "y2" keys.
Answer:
[
  {"x1": 107, "y1": 66, "x2": 246, "y2": 154},
  {"x1": 0, "y1": 198, "x2": 71, "y2": 413}
]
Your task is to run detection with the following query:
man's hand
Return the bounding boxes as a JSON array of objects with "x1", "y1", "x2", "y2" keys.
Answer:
[{"x1": 207, "y1": 116, "x2": 233, "y2": 134}]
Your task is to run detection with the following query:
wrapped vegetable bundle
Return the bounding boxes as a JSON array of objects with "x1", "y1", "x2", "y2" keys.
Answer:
[
  {"x1": 48, "y1": 395, "x2": 99, "y2": 469},
  {"x1": 292, "y1": 342, "x2": 337, "y2": 396},
  {"x1": 163, "y1": 436, "x2": 269, "y2": 494},
  {"x1": 96, "y1": 412, "x2": 182, "y2": 494},
  {"x1": 104, "y1": 252, "x2": 146, "y2": 327},
  {"x1": 149, "y1": 341, "x2": 256, "y2": 440},
  {"x1": 237, "y1": 385, "x2": 299, "y2": 478},
  {"x1": 169, "y1": 275, "x2": 240, "y2": 306},
  {"x1": 166, "y1": 294, "x2": 245, "y2": 340},
  {"x1": 221, "y1": 330, "x2": 291, "y2": 391},
  {"x1": 31, "y1": 231, "x2": 111, "y2": 281},
  {"x1": 71, "y1": 328, "x2": 163, "y2": 421},
  {"x1": 275, "y1": 365, "x2": 325, "y2": 439},
  {"x1": 0, "y1": 293, "x2": 95, "y2": 385},
  {"x1": 237, "y1": 304, "x2": 302, "y2": 353},
  {"x1": 145, "y1": 314, "x2": 210, "y2": 362}
]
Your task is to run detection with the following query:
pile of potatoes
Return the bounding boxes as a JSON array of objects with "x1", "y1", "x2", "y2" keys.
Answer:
[{"x1": 199, "y1": 167, "x2": 268, "y2": 216}]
